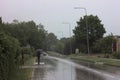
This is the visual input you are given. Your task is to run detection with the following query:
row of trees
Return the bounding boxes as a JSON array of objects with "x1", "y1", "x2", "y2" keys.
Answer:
[
  {"x1": 2, "y1": 15, "x2": 113, "y2": 56},
  {"x1": 48, "y1": 15, "x2": 115, "y2": 55},
  {"x1": 2, "y1": 20, "x2": 46, "y2": 49},
  {"x1": 73, "y1": 15, "x2": 115, "y2": 54},
  {"x1": 0, "y1": 18, "x2": 49, "y2": 80}
]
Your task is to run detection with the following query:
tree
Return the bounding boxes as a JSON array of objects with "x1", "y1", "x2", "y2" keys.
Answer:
[
  {"x1": 63, "y1": 38, "x2": 72, "y2": 55},
  {"x1": 0, "y1": 17, "x2": 20, "y2": 80},
  {"x1": 73, "y1": 15, "x2": 106, "y2": 53},
  {"x1": 0, "y1": 17, "x2": 2, "y2": 25},
  {"x1": 54, "y1": 37, "x2": 75, "y2": 55},
  {"x1": 45, "y1": 33, "x2": 58, "y2": 51},
  {"x1": 93, "y1": 34, "x2": 115, "y2": 53},
  {"x1": 2, "y1": 20, "x2": 46, "y2": 49},
  {"x1": 53, "y1": 41, "x2": 64, "y2": 53}
]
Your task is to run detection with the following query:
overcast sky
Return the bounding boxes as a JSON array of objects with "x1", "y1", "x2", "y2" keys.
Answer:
[{"x1": 0, "y1": 0, "x2": 120, "y2": 38}]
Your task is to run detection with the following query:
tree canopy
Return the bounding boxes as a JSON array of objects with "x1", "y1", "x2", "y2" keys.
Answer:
[
  {"x1": 73, "y1": 15, "x2": 106, "y2": 53},
  {"x1": 2, "y1": 20, "x2": 46, "y2": 49},
  {"x1": 45, "y1": 33, "x2": 58, "y2": 51},
  {"x1": 0, "y1": 17, "x2": 20, "y2": 80},
  {"x1": 93, "y1": 34, "x2": 115, "y2": 53}
]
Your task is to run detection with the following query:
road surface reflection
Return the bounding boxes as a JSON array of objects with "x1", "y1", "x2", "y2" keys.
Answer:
[{"x1": 32, "y1": 56, "x2": 120, "y2": 80}]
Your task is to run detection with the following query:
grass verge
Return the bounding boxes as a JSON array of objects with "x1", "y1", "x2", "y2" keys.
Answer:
[
  {"x1": 14, "y1": 56, "x2": 35, "y2": 80},
  {"x1": 48, "y1": 51, "x2": 120, "y2": 67},
  {"x1": 47, "y1": 51, "x2": 66, "y2": 58},
  {"x1": 69, "y1": 54, "x2": 120, "y2": 67}
]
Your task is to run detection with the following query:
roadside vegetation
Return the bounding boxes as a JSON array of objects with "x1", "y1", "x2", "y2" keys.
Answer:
[
  {"x1": 48, "y1": 51, "x2": 65, "y2": 58},
  {"x1": 48, "y1": 51, "x2": 120, "y2": 67},
  {"x1": 14, "y1": 56, "x2": 35, "y2": 80},
  {"x1": 69, "y1": 54, "x2": 120, "y2": 67},
  {"x1": 46, "y1": 15, "x2": 120, "y2": 68},
  {"x1": 1, "y1": 14, "x2": 120, "y2": 80},
  {"x1": 0, "y1": 17, "x2": 46, "y2": 80},
  {"x1": 46, "y1": 15, "x2": 116, "y2": 55}
]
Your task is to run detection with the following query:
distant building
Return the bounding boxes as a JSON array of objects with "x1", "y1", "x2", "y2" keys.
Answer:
[{"x1": 113, "y1": 36, "x2": 120, "y2": 52}]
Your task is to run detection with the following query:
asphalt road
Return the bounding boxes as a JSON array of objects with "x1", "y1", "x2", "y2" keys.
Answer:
[{"x1": 31, "y1": 56, "x2": 120, "y2": 80}]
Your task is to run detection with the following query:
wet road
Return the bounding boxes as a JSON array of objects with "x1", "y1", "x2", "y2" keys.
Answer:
[{"x1": 32, "y1": 56, "x2": 120, "y2": 80}]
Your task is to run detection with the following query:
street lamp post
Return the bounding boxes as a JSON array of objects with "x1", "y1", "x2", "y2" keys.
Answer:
[
  {"x1": 74, "y1": 7, "x2": 90, "y2": 55},
  {"x1": 62, "y1": 22, "x2": 72, "y2": 55}
]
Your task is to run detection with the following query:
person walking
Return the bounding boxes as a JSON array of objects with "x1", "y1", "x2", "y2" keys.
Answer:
[{"x1": 36, "y1": 49, "x2": 42, "y2": 65}]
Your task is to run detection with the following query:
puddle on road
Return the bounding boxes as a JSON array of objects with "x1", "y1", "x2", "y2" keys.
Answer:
[
  {"x1": 75, "y1": 67, "x2": 105, "y2": 80},
  {"x1": 73, "y1": 60, "x2": 120, "y2": 74}
]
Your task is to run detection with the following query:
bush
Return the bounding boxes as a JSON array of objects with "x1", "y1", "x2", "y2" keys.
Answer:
[
  {"x1": 113, "y1": 52, "x2": 120, "y2": 59},
  {"x1": 0, "y1": 31, "x2": 20, "y2": 80},
  {"x1": 93, "y1": 35, "x2": 114, "y2": 53},
  {"x1": 104, "y1": 54, "x2": 110, "y2": 58}
]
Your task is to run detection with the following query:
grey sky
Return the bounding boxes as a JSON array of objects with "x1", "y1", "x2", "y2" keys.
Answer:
[{"x1": 0, "y1": 0, "x2": 120, "y2": 38}]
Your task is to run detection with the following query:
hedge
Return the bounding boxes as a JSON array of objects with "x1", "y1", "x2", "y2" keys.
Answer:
[{"x1": 0, "y1": 30, "x2": 20, "y2": 80}]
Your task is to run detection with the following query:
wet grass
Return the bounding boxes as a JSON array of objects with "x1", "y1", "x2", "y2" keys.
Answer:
[
  {"x1": 48, "y1": 51, "x2": 120, "y2": 67},
  {"x1": 48, "y1": 51, "x2": 66, "y2": 58},
  {"x1": 48, "y1": 51, "x2": 120, "y2": 75},
  {"x1": 69, "y1": 54, "x2": 120, "y2": 67},
  {"x1": 14, "y1": 57, "x2": 35, "y2": 80}
]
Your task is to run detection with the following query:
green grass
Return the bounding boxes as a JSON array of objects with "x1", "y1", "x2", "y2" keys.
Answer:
[
  {"x1": 69, "y1": 54, "x2": 120, "y2": 67},
  {"x1": 48, "y1": 51, "x2": 65, "y2": 58},
  {"x1": 14, "y1": 57, "x2": 35, "y2": 80},
  {"x1": 48, "y1": 51, "x2": 120, "y2": 67}
]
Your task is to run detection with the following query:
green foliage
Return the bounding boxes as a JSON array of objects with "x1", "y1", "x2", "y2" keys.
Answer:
[
  {"x1": 52, "y1": 41, "x2": 64, "y2": 54},
  {"x1": 0, "y1": 17, "x2": 20, "y2": 80},
  {"x1": 63, "y1": 39, "x2": 71, "y2": 55},
  {"x1": 0, "y1": 17, "x2": 47, "y2": 80},
  {"x1": 2, "y1": 21, "x2": 46, "y2": 49},
  {"x1": 45, "y1": 33, "x2": 58, "y2": 51},
  {"x1": 73, "y1": 15, "x2": 106, "y2": 53},
  {"x1": 103, "y1": 54, "x2": 110, "y2": 58},
  {"x1": 50, "y1": 36, "x2": 76, "y2": 55},
  {"x1": 0, "y1": 30, "x2": 20, "y2": 80},
  {"x1": 93, "y1": 35, "x2": 114, "y2": 53},
  {"x1": 113, "y1": 52, "x2": 120, "y2": 59},
  {"x1": 60, "y1": 37, "x2": 75, "y2": 55},
  {"x1": 22, "y1": 47, "x2": 32, "y2": 55},
  {"x1": 0, "y1": 17, "x2": 2, "y2": 25}
]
